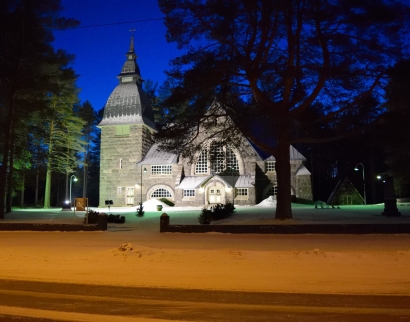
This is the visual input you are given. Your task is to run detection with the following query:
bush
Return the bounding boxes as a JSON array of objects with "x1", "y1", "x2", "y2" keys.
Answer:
[
  {"x1": 85, "y1": 209, "x2": 99, "y2": 224},
  {"x1": 210, "y1": 202, "x2": 235, "y2": 221},
  {"x1": 198, "y1": 208, "x2": 212, "y2": 224},
  {"x1": 108, "y1": 214, "x2": 126, "y2": 223},
  {"x1": 136, "y1": 203, "x2": 144, "y2": 217},
  {"x1": 198, "y1": 202, "x2": 236, "y2": 224}
]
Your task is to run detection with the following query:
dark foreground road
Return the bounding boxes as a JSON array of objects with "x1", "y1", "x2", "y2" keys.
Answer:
[{"x1": 0, "y1": 279, "x2": 409, "y2": 322}]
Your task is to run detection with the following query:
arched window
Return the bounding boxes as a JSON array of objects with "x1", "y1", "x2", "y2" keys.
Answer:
[
  {"x1": 151, "y1": 188, "x2": 172, "y2": 198},
  {"x1": 195, "y1": 143, "x2": 239, "y2": 174}
]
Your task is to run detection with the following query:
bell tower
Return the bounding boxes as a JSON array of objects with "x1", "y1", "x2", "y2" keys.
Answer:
[{"x1": 98, "y1": 35, "x2": 156, "y2": 207}]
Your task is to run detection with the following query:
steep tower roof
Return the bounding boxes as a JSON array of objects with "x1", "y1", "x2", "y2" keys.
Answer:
[{"x1": 98, "y1": 35, "x2": 156, "y2": 129}]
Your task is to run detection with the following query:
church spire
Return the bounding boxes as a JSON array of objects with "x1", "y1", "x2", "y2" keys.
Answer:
[
  {"x1": 128, "y1": 29, "x2": 135, "y2": 53},
  {"x1": 118, "y1": 33, "x2": 142, "y2": 85}
]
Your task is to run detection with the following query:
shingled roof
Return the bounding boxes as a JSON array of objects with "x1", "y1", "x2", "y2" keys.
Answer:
[
  {"x1": 98, "y1": 36, "x2": 156, "y2": 129},
  {"x1": 137, "y1": 143, "x2": 178, "y2": 165}
]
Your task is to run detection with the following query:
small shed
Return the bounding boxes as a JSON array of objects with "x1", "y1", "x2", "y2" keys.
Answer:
[{"x1": 327, "y1": 177, "x2": 365, "y2": 205}]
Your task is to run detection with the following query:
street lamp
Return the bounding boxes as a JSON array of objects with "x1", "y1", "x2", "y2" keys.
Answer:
[
  {"x1": 230, "y1": 166, "x2": 235, "y2": 202},
  {"x1": 354, "y1": 163, "x2": 366, "y2": 205},
  {"x1": 140, "y1": 166, "x2": 147, "y2": 204},
  {"x1": 69, "y1": 175, "x2": 78, "y2": 209}
]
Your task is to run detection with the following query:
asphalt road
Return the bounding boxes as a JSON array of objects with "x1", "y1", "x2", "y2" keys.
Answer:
[{"x1": 0, "y1": 280, "x2": 409, "y2": 322}]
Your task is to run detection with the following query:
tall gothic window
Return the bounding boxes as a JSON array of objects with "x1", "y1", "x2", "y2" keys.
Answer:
[
  {"x1": 210, "y1": 143, "x2": 225, "y2": 173},
  {"x1": 195, "y1": 149, "x2": 208, "y2": 174},
  {"x1": 195, "y1": 143, "x2": 239, "y2": 175}
]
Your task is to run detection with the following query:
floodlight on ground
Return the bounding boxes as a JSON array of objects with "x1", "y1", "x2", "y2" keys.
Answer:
[{"x1": 69, "y1": 175, "x2": 77, "y2": 210}]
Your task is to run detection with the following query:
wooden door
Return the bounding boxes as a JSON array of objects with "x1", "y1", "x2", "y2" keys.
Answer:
[
  {"x1": 209, "y1": 188, "x2": 222, "y2": 204},
  {"x1": 126, "y1": 187, "x2": 134, "y2": 205}
]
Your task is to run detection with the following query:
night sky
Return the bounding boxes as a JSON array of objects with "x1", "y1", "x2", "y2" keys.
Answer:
[{"x1": 52, "y1": 0, "x2": 182, "y2": 111}]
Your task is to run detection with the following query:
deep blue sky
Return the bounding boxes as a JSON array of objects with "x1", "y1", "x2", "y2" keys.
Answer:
[{"x1": 52, "y1": 0, "x2": 181, "y2": 111}]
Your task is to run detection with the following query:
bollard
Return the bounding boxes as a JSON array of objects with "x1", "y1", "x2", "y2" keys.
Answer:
[{"x1": 160, "y1": 213, "x2": 169, "y2": 232}]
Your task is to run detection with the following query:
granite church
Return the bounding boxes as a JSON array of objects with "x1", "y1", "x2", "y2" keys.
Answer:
[{"x1": 98, "y1": 37, "x2": 312, "y2": 208}]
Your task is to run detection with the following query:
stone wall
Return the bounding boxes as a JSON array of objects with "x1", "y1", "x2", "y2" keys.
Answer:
[
  {"x1": 99, "y1": 124, "x2": 153, "y2": 207},
  {"x1": 0, "y1": 215, "x2": 108, "y2": 231},
  {"x1": 296, "y1": 175, "x2": 312, "y2": 200},
  {"x1": 159, "y1": 214, "x2": 410, "y2": 234}
]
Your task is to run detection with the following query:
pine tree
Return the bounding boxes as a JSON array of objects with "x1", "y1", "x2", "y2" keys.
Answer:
[
  {"x1": 41, "y1": 85, "x2": 86, "y2": 208},
  {"x1": 77, "y1": 100, "x2": 99, "y2": 201},
  {"x1": 0, "y1": 0, "x2": 79, "y2": 217}
]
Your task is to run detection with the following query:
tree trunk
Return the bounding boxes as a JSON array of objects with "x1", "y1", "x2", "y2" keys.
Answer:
[
  {"x1": 0, "y1": 148, "x2": 8, "y2": 218},
  {"x1": 44, "y1": 165, "x2": 52, "y2": 208},
  {"x1": 275, "y1": 137, "x2": 292, "y2": 220},
  {"x1": 20, "y1": 171, "x2": 25, "y2": 207},
  {"x1": 35, "y1": 166, "x2": 39, "y2": 207},
  {"x1": 44, "y1": 120, "x2": 55, "y2": 208},
  {"x1": 65, "y1": 172, "x2": 69, "y2": 202},
  {"x1": 83, "y1": 150, "x2": 88, "y2": 198},
  {"x1": 0, "y1": 100, "x2": 14, "y2": 218},
  {"x1": 6, "y1": 131, "x2": 16, "y2": 213}
]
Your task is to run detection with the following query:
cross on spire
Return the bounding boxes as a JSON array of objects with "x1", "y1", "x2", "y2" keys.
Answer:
[{"x1": 128, "y1": 29, "x2": 135, "y2": 53}]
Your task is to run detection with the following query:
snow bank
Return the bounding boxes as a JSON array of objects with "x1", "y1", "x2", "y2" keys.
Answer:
[
  {"x1": 141, "y1": 198, "x2": 170, "y2": 211},
  {"x1": 256, "y1": 195, "x2": 277, "y2": 207}
]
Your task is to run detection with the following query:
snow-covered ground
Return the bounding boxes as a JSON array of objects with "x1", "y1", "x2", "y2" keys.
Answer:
[{"x1": 1, "y1": 202, "x2": 410, "y2": 296}]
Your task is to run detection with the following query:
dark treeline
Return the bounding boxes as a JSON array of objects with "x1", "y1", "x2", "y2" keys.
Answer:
[{"x1": 0, "y1": 1, "x2": 101, "y2": 217}]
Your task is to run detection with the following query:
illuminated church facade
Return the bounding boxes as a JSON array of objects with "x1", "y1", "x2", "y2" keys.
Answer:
[{"x1": 98, "y1": 37, "x2": 312, "y2": 208}]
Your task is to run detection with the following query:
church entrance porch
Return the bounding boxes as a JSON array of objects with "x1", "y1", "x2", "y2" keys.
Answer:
[{"x1": 206, "y1": 182, "x2": 226, "y2": 205}]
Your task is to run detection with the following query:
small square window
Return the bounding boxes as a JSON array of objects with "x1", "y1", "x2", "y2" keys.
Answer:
[
  {"x1": 267, "y1": 185, "x2": 278, "y2": 196},
  {"x1": 151, "y1": 165, "x2": 172, "y2": 175},
  {"x1": 117, "y1": 187, "x2": 123, "y2": 195},
  {"x1": 183, "y1": 189, "x2": 195, "y2": 197},
  {"x1": 266, "y1": 161, "x2": 276, "y2": 172},
  {"x1": 237, "y1": 188, "x2": 248, "y2": 196}
]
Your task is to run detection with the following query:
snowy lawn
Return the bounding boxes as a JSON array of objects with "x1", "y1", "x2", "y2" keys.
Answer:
[{"x1": 1, "y1": 202, "x2": 410, "y2": 295}]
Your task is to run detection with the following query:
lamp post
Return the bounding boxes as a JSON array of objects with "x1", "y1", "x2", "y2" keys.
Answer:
[
  {"x1": 140, "y1": 166, "x2": 147, "y2": 204},
  {"x1": 136, "y1": 165, "x2": 147, "y2": 217},
  {"x1": 354, "y1": 163, "x2": 366, "y2": 205},
  {"x1": 230, "y1": 166, "x2": 235, "y2": 202},
  {"x1": 69, "y1": 175, "x2": 78, "y2": 209}
]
